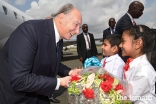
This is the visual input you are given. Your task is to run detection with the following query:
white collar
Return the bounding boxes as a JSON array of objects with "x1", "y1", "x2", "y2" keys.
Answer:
[
  {"x1": 105, "y1": 54, "x2": 119, "y2": 62},
  {"x1": 83, "y1": 32, "x2": 88, "y2": 35},
  {"x1": 53, "y1": 20, "x2": 60, "y2": 44},
  {"x1": 129, "y1": 54, "x2": 146, "y2": 69},
  {"x1": 109, "y1": 26, "x2": 115, "y2": 30},
  {"x1": 127, "y1": 13, "x2": 134, "y2": 22}
]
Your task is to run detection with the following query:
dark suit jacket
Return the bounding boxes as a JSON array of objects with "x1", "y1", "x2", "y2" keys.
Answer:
[
  {"x1": 115, "y1": 13, "x2": 133, "y2": 35},
  {"x1": 115, "y1": 13, "x2": 133, "y2": 62},
  {"x1": 103, "y1": 28, "x2": 111, "y2": 41},
  {"x1": 0, "y1": 19, "x2": 70, "y2": 104},
  {"x1": 77, "y1": 33, "x2": 98, "y2": 61}
]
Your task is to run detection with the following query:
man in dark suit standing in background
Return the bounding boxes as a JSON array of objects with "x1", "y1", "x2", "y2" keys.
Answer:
[
  {"x1": 115, "y1": 1, "x2": 144, "y2": 35},
  {"x1": 103, "y1": 18, "x2": 116, "y2": 41},
  {"x1": 115, "y1": 1, "x2": 144, "y2": 62},
  {"x1": 77, "y1": 24, "x2": 98, "y2": 64},
  {"x1": 0, "y1": 3, "x2": 82, "y2": 104}
]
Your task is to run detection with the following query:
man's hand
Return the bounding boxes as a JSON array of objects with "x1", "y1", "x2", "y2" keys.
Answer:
[
  {"x1": 79, "y1": 57, "x2": 83, "y2": 62},
  {"x1": 59, "y1": 76, "x2": 71, "y2": 88},
  {"x1": 68, "y1": 68, "x2": 83, "y2": 76}
]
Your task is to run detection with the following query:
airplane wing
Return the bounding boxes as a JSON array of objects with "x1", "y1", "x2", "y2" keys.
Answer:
[
  {"x1": 63, "y1": 40, "x2": 77, "y2": 47},
  {"x1": 63, "y1": 37, "x2": 102, "y2": 47}
]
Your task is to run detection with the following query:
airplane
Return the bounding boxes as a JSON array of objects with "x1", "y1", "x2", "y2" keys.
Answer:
[
  {"x1": 0, "y1": 0, "x2": 33, "y2": 50},
  {"x1": 0, "y1": 0, "x2": 102, "y2": 51}
]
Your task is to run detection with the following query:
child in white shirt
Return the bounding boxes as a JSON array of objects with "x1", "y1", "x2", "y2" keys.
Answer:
[
  {"x1": 101, "y1": 34, "x2": 125, "y2": 79},
  {"x1": 120, "y1": 25, "x2": 156, "y2": 104}
]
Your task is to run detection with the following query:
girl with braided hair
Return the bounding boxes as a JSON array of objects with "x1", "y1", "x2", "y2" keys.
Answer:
[{"x1": 120, "y1": 25, "x2": 156, "y2": 104}]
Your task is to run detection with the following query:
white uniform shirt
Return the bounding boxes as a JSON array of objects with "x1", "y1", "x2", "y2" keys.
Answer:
[
  {"x1": 125, "y1": 54, "x2": 156, "y2": 104},
  {"x1": 101, "y1": 54, "x2": 125, "y2": 79}
]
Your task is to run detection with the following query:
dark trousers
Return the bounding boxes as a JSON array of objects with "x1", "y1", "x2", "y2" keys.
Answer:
[{"x1": 82, "y1": 50, "x2": 92, "y2": 64}]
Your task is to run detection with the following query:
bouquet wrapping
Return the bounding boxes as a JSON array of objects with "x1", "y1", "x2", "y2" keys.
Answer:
[{"x1": 68, "y1": 56, "x2": 132, "y2": 104}]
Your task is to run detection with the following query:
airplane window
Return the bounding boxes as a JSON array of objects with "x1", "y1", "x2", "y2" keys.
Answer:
[
  {"x1": 2, "y1": 6, "x2": 8, "y2": 15},
  {"x1": 14, "y1": 12, "x2": 18, "y2": 19},
  {"x1": 22, "y1": 16, "x2": 25, "y2": 22}
]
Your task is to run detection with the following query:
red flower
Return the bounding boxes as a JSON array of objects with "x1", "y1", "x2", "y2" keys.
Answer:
[
  {"x1": 98, "y1": 74, "x2": 114, "y2": 83},
  {"x1": 115, "y1": 83, "x2": 124, "y2": 91},
  {"x1": 106, "y1": 75, "x2": 114, "y2": 83},
  {"x1": 98, "y1": 74, "x2": 107, "y2": 79},
  {"x1": 100, "y1": 80, "x2": 112, "y2": 93},
  {"x1": 82, "y1": 88, "x2": 94, "y2": 99},
  {"x1": 70, "y1": 75, "x2": 81, "y2": 83},
  {"x1": 124, "y1": 58, "x2": 133, "y2": 71}
]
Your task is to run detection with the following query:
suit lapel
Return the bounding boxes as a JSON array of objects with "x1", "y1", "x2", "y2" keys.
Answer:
[
  {"x1": 107, "y1": 28, "x2": 111, "y2": 35},
  {"x1": 81, "y1": 33, "x2": 86, "y2": 45},
  {"x1": 45, "y1": 19, "x2": 57, "y2": 75},
  {"x1": 125, "y1": 13, "x2": 133, "y2": 25}
]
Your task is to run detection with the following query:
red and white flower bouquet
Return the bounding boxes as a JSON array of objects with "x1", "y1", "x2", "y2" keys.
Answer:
[{"x1": 68, "y1": 66, "x2": 132, "y2": 104}]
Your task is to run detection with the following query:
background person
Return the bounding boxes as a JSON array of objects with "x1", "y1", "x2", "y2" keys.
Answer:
[
  {"x1": 0, "y1": 3, "x2": 82, "y2": 104},
  {"x1": 103, "y1": 18, "x2": 116, "y2": 41},
  {"x1": 115, "y1": 1, "x2": 144, "y2": 62},
  {"x1": 115, "y1": 1, "x2": 144, "y2": 35},
  {"x1": 77, "y1": 24, "x2": 98, "y2": 64}
]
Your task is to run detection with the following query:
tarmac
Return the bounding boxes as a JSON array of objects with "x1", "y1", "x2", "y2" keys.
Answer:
[{"x1": 50, "y1": 46, "x2": 103, "y2": 104}]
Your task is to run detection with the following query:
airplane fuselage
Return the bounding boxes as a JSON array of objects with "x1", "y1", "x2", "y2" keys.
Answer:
[{"x1": 0, "y1": 0, "x2": 33, "y2": 51}]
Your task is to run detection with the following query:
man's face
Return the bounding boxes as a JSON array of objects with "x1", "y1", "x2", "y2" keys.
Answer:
[
  {"x1": 133, "y1": 4, "x2": 144, "y2": 18},
  {"x1": 108, "y1": 18, "x2": 116, "y2": 28},
  {"x1": 60, "y1": 8, "x2": 82, "y2": 40},
  {"x1": 82, "y1": 25, "x2": 88, "y2": 33}
]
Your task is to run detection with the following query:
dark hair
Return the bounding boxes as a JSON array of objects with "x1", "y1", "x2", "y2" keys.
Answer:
[
  {"x1": 124, "y1": 25, "x2": 156, "y2": 69},
  {"x1": 82, "y1": 24, "x2": 88, "y2": 27},
  {"x1": 150, "y1": 29, "x2": 156, "y2": 69},
  {"x1": 105, "y1": 34, "x2": 121, "y2": 50}
]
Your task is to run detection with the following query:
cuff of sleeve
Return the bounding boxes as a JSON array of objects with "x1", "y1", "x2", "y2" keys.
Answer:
[{"x1": 55, "y1": 78, "x2": 60, "y2": 90}]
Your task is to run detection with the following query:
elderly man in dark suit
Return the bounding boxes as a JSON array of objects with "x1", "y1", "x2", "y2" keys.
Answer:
[
  {"x1": 77, "y1": 24, "x2": 98, "y2": 64},
  {"x1": 115, "y1": 1, "x2": 144, "y2": 62},
  {"x1": 115, "y1": 1, "x2": 144, "y2": 35},
  {"x1": 103, "y1": 18, "x2": 116, "y2": 41},
  {"x1": 0, "y1": 3, "x2": 82, "y2": 104}
]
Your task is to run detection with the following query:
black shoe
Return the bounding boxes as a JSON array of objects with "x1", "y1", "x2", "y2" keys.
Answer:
[{"x1": 49, "y1": 97, "x2": 60, "y2": 103}]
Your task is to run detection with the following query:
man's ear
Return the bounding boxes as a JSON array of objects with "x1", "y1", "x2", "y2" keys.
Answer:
[
  {"x1": 58, "y1": 13, "x2": 65, "y2": 24},
  {"x1": 135, "y1": 38, "x2": 142, "y2": 50}
]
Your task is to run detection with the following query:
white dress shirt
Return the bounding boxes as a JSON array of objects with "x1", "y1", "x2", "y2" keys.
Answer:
[
  {"x1": 125, "y1": 54, "x2": 156, "y2": 104},
  {"x1": 127, "y1": 13, "x2": 135, "y2": 23},
  {"x1": 83, "y1": 32, "x2": 91, "y2": 50},
  {"x1": 101, "y1": 54, "x2": 125, "y2": 79},
  {"x1": 54, "y1": 20, "x2": 60, "y2": 90},
  {"x1": 109, "y1": 27, "x2": 115, "y2": 34}
]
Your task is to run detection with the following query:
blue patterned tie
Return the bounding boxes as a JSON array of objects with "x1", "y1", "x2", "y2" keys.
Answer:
[
  {"x1": 56, "y1": 41, "x2": 60, "y2": 57},
  {"x1": 56, "y1": 41, "x2": 60, "y2": 52}
]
